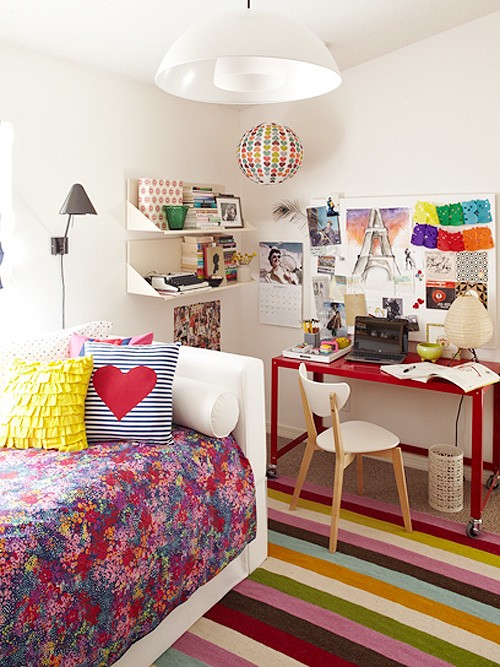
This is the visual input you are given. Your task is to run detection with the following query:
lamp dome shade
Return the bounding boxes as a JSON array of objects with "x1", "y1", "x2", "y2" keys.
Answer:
[
  {"x1": 238, "y1": 123, "x2": 304, "y2": 185},
  {"x1": 444, "y1": 294, "x2": 494, "y2": 349},
  {"x1": 59, "y1": 184, "x2": 97, "y2": 216},
  {"x1": 154, "y1": 9, "x2": 341, "y2": 104}
]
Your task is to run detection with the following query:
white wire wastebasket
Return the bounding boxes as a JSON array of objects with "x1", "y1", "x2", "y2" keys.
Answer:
[{"x1": 428, "y1": 444, "x2": 464, "y2": 513}]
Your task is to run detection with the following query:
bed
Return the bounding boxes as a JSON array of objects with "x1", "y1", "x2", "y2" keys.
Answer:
[{"x1": 0, "y1": 332, "x2": 267, "y2": 667}]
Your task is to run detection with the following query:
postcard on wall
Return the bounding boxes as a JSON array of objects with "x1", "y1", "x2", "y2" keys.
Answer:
[
  {"x1": 307, "y1": 194, "x2": 341, "y2": 255},
  {"x1": 259, "y1": 242, "x2": 303, "y2": 327},
  {"x1": 312, "y1": 275, "x2": 330, "y2": 314},
  {"x1": 425, "y1": 251, "x2": 457, "y2": 281},
  {"x1": 324, "y1": 300, "x2": 347, "y2": 336},
  {"x1": 317, "y1": 255, "x2": 336, "y2": 274},
  {"x1": 426, "y1": 281, "x2": 455, "y2": 310},
  {"x1": 174, "y1": 300, "x2": 221, "y2": 350}
]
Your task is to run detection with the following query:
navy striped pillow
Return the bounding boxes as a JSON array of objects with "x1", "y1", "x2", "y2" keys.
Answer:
[{"x1": 84, "y1": 341, "x2": 181, "y2": 444}]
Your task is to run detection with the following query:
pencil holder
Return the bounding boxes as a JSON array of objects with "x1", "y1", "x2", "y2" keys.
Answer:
[{"x1": 304, "y1": 332, "x2": 320, "y2": 348}]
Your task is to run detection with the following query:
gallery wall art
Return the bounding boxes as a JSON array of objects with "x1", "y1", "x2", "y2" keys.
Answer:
[{"x1": 313, "y1": 193, "x2": 498, "y2": 345}]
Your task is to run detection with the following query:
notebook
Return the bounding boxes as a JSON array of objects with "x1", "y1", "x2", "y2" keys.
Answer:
[{"x1": 344, "y1": 317, "x2": 408, "y2": 364}]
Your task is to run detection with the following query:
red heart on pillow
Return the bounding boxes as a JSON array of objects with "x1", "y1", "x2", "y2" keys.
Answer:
[{"x1": 92, "y1": 366, "x2": 157, "y2": 420}]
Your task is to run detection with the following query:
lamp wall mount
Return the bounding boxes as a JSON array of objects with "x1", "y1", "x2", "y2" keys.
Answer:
[{"x1": 51, "y1": 236, "x2": 68, "y2": 255}]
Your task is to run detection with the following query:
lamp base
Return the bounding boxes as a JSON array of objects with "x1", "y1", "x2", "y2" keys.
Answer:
[
  {"x1": 51, "y1": 237, "x2": 68, "y2": 255},
  {"x1": 468, "y1": 348, "x2": 479, "y2": 363}
]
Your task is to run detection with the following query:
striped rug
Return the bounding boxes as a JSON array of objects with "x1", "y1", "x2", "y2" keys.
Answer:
[{"x1": 156, "y1": 487, "x2": 500, "y2": 666}]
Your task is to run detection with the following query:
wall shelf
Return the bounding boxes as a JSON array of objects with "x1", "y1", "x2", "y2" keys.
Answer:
[
  {"x1": 126, "y1": 178, "x2": 254, "y2": 234},
  {"x1": 127, "y1": 238, "x2": 254, "y2": 300},
  {"x1": 126, "y1": 179, "x2": 255, "y2": 301}
]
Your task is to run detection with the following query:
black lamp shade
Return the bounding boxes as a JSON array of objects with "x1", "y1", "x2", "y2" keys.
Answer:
[{"x1": 59, "y1": 183, "x2": 97, "y2": 216}]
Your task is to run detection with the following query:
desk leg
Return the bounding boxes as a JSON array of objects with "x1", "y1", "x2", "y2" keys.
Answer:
[
  {"x1": 468, "y1": 390, "x2": 484, "y2": 535},
  {"x1": 492, "y1": 384, "x2": 500, "y2": 480},
  {"x1": 268, "y1": 359, "x2": 279, "y2": 478}
]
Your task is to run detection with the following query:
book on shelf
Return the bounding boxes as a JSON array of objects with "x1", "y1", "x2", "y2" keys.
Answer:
[
  {"x1": 184, "y1": 210, "x2": 221, "y2": 228},
  {"x1": 183, "y1": 235, "x2": 214, "y2": 244},
  {"x1": 193, "y1": 194, "x2": 217, "y2": 206},
  {"x1": 190, "y1": 185, "x2": 214, "y2": 193},
  {"x1": 180, "y1": 253, "x2": 205, "y2": 265},
  {"x1": 216, "y1": 239, "x2": 236, "y2": 248},
  {"x1": 183, "y1": 182, "x2": 224, "y2": 198},
  {"x1": 180, "y1": 264, "x2": 204, "y2": 279},
  {"x1": 184, "y1": 220, "x2": 221, "y2": 230},
  {"x1": 181, "y1": 238, "x2": 214, "y2": 248},
  {"x1": 380, "y1": 361, "x2": 500, "y2": 393},
  {"x1": 181, "y1": 244, "x2": 205, "y2": 255}
]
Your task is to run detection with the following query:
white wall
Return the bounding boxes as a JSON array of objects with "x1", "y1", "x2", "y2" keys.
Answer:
[
  {"x1": 1, "y1": 11, "x2": 499, "y2": 462},
  {"x1": 236, "y1": 11, "x2": 500, "y2": 461},
  {"x1": 0, "y1": 41, "x2": 248, "y2": 349}
]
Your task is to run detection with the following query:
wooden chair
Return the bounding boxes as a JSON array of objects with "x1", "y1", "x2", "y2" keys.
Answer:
[{"x1": 290, "y1": 363, "x2": 412, "y2": 552}]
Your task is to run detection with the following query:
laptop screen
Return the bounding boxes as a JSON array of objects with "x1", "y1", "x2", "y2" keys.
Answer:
[{"x1": 353, "y1": 317, "x2": 406, "y2": 355}]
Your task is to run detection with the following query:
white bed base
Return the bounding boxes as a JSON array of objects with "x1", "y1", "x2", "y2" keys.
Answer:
[{"x1": 114, "y1": 346, "x2": 268, "y2": 667}]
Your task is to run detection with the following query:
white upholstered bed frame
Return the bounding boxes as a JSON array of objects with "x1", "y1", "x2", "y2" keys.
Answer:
[{"x1": 114, "y1": 346, "x2": 268, "y2": 667}]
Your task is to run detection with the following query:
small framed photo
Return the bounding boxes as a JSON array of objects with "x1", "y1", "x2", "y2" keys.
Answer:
[
  {"x1": 217, "y1": 196, "x2": 243, "y2": 228},
  {"x1": 426, "y1": 322, "x2": 460, "y2": 359},
  {"x1": 204, "y1": 244, "x2": 227, "y2": 284}
]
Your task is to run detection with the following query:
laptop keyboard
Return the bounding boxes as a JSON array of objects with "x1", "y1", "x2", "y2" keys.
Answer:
[{"x1": 346, "y1": 351, "x2": 406, "y2": 364}]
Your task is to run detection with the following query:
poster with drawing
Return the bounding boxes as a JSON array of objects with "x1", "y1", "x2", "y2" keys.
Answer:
[
  {"x1": 338, "y1": 194, "x2": 496, "y2": 344},
  {"x1": 259, "y1": 242, "x2": 303, "y2": 327},
  {"x1": 174, "y1": 300, "x2": 221, "y2": 349}
]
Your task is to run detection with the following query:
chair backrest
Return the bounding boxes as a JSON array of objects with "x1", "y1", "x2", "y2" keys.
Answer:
[{"x1": 298, "y1": 363, "x2": 351, "y2": 418}]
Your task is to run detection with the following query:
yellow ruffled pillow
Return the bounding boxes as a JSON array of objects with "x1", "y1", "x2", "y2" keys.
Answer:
[{"x1": 0, "y1": 355, "x2": 93, "y2": 452}]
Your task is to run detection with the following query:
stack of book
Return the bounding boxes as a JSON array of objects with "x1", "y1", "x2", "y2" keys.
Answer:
[
  {"x1": 183, "y1": 184, "x2": 222, "y2": 229},
  {"x1": 180, "y1": 235, "x2": 215, "y2": 277},
  {"x1": 215, "y1": 233, "x2": 238, "y2": 282}
]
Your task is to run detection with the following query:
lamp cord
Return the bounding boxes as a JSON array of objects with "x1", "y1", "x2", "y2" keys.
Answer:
[
  {"x1": 59, "y1": 213, "x2": 72, "y2": 328},
  {"x1": 455, "y1": 394, "x2": 464, "y2": 448},
  {"x1": 59, "y1": 253, "x2": 66, "y2": 328}
]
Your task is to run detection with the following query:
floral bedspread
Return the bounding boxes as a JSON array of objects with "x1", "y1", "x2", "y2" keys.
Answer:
[{"x1": 0, "y1": 426, "x2": 256, "y2": 667}]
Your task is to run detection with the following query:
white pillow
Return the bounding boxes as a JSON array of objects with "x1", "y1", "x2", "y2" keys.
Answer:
[
  {"x1": 172, "y1": 376, "x2": 239, "y2": 438},
  {"x1": 0, "y1": 321, "x2": 113, "y2": 380}
]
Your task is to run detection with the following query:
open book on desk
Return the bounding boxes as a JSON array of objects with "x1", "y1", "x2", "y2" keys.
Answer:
[{"x1": 380, "y1": 361, "x2": 500, "y2": 393}]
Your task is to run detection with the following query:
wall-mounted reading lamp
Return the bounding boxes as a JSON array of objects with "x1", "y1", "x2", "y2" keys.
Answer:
[
  {"x1": 51, "y1": 183, "x2": 97, "y2": 327},
  {"x1": 51, "y1": 183, "x2": 97, "y2": 255}
]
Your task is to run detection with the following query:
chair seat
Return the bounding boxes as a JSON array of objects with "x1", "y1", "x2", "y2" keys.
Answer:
[{"x1": 316, "y1": 420, "x2": 400, "y2": 454}]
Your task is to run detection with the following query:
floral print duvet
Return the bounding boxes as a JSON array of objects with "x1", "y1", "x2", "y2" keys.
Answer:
[{"x1": 0, "y1": 426, "x2": 256, "y2": 666}]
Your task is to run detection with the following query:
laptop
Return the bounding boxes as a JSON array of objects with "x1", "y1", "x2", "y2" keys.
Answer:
[{"x1": 344, "y1": 316, "x2": 408, "y2": 364}]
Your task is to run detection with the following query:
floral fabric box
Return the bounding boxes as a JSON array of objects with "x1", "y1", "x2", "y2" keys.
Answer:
[{"x1": 137, "y1": 178, "x2": 183, "y2": 230}]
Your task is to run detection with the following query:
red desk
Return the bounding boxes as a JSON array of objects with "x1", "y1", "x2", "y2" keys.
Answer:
[{"x1": 270, "y1": 353, "x2": 500, "y2": 537}]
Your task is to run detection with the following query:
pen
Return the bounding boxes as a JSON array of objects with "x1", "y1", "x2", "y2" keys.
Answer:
[{"x1": 403, "y1": 365, "x2": 417, "y2": 373}]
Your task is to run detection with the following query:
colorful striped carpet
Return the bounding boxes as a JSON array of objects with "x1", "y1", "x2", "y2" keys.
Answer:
[{"x1": 155, "y1": 486, "x2": 500, "y2": 666}]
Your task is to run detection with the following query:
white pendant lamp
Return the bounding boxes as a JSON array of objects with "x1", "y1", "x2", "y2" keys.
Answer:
[{"x1": 155, "y1": 7, "x2": 342, "y2": 104}]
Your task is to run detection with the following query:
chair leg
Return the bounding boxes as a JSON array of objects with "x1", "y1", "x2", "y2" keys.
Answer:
[
  {"x1": 329, "y1": 459, "x2": 345, "y2": 553},
  {"x1": 391, "y1": 447, "x2": 413, "y2": 533},
  {"x1": 356, "y1": 454, "x2": 364, "y2": 495},
  {"x1": 290, "y1": 439, "x2": 316, "y2": 510}
]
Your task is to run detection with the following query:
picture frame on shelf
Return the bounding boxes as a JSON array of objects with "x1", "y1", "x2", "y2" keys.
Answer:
[
  {"x1": 216, "y1": 196, "x2": 243, "y2": 228},
  {"x1": 204, "y1": 244, "x2": 227, "y2": 284}
]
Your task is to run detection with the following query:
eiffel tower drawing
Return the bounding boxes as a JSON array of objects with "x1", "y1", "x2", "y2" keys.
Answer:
[{"x1": 352, "y1": 208, "x2": 400, "y2": 280}]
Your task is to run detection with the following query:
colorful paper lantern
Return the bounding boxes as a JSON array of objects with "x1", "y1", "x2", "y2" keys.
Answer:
[{"x1": 237, "y1": 123, "x2": 304, "y2": 185}]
